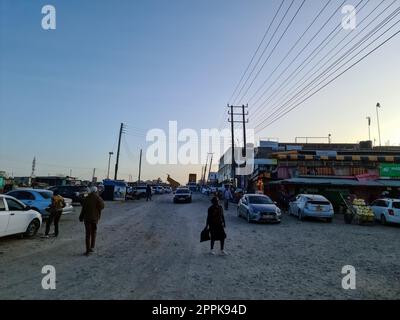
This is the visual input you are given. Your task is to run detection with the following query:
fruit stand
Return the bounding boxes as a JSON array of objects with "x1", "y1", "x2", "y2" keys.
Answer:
[{"x1": 340, "y1": 194, "x2": 375, "y2": 225}]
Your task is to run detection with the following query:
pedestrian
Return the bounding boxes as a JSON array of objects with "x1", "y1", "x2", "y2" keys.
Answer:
[
  {"x1": 206, "y1": 197, "x2": 227, "y2": 255},
  {"x1": 42, "y1": 190, "x2": 65, "y2": 238},
  {"x1": 79, "y1": 186, "x2": 105, "y2": 256},
  {"x1": 146, "y1": 184, "x2": 152, "y2": 201},
  {"x1": 223, "y1": 186, "x2": 232, "y2": 210}
]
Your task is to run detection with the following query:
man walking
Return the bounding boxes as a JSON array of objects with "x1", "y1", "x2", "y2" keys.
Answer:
[
  {"x1": 223, "y1": 186, "x2": 232, "y2": 210},
  {"x1": 79, "y1": 186, "x2": 104, "y2": 256},
  {"x1": 146, "y1": 184, "x2": 152, "y2": 201},
  {"x1": 43, "y1": 190, "x2": 65, "y2": 238}
]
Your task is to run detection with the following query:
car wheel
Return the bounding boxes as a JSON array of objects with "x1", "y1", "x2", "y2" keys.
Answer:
[
  {"x1": 247, "y1": 211, "x2": 251, "y2": 223},
  {"x1": 326, "y1": 218, "x2": 333, "y2": 223},
  {"x1": 237, "y1": 208, "x2": 241, "y2": 218},
  {"x1": 25, "y1": 219, "x2": 40, "y2": 237},
  {"x1": 298, "y1": 210, "x2": 303, "y2": 221},
  {"x1": 381, "y1": 214, "x2": 387, "y2": 225}
]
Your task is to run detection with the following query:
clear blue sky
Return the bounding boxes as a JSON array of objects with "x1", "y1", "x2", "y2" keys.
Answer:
[{"x1": 1, "y1": 0, "x2": 399, "y2": 183}]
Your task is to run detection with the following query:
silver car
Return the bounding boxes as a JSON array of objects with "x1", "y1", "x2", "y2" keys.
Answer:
[
  {"x1": 289, "y1": 194, "x2": 334, "y2": 222},
  {"x1": 237, "y1": 194, "x2": 282, "y2": 223}
]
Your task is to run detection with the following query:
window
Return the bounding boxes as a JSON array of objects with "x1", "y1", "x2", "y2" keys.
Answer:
[
  {"x1": 372, "y1": 200, "x2": 388, "y2": 207},
  {"x1": 392, "y1": 202, "x2": 400, "y2": 209},
  {"x1": 6, "y1": 198, "x2": 25, "y2": 211},
  {"x1": 0, "y1": 199, "x2": 6, "y2": 211},
  {"x1": 37, "y1": 191, "x2": 53, "y2": 199},
  {"x1": 17, "y1": 191, "x2": 35, "y2": 200},
  {"x1": 248, "y1": 196, "x2": 273, "y2": 205}
]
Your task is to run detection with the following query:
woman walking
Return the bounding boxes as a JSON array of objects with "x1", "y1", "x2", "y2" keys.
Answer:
[{"x1": 206, "y1": 197, "x2": 227, "y2": 255}]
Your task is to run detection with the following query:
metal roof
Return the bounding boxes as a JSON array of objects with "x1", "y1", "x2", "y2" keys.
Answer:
[{"x1": 271, "y1": 178, "x2": 400, "y2": 187}]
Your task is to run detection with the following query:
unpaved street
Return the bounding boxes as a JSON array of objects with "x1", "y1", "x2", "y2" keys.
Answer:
[{"x1": 0, "y1": 193, "x2": 399, "y2": 299}]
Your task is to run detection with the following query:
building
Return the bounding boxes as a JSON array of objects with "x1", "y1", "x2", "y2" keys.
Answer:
[{"x1": 247, "y1": 140, "x2": 400, "y2": 209}]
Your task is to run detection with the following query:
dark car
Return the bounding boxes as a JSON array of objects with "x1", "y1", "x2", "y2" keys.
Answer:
[{"x1": 50, "y1": 185, "x2": 90, "y2": 204}]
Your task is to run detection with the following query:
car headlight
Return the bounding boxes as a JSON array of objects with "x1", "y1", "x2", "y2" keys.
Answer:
[{"x1": 276, "y1": 208, "x2": 281, "y2": 215}]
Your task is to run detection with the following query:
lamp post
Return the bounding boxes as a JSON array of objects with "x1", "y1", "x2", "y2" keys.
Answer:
[
  {"x1": 376, "y1": 103, "x2": 382, "y2": 146},
  {"x1": 107, "y1": 152, "x2": 114, "y2": 179},
  {"x1": 366, "y1": 116, "x2": 371, "y2": 141}
]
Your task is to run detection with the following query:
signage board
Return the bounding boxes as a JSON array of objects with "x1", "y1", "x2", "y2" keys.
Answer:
[{"x1": 380, "y1": 164, "x2": 400, "y2": 178}]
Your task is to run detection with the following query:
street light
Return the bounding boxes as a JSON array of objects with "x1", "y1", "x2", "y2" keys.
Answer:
[
  {"x1": 366, "y1": 116, "x2": 371, "y2": 141},
  {"x1": 107, "y1": 152, "x2": 114, "y2": 179},
  {"x1": 376, "y1": 103, "x2": 382, "y2": 147}
]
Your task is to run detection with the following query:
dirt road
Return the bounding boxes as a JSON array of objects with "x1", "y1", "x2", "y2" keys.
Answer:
[{"x1": 0, "y1": 193, "x2": 399, "y2": 299}]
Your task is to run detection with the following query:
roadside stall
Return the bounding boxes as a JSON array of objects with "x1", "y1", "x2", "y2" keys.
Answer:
[
  {"x1": 102, "y1": 179, "x2": 127, "y2": 201},
  {"x1": 340, "y1": 194, "x2": 375, "y2": 225}
]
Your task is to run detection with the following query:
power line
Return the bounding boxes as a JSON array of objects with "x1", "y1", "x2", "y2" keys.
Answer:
[
  {"x1": 227, "y1": 0, "x2": 285, "y2": 104},
  {"x1": 255, "y1": 5, "x2": 400, "y2": 129},
  {"x1": 236, "y1": 0, "x2": 307, "y2": 104},
  {"x1": 232, "y1": 0, "x2": 296, "y2": 104},
  {"x1": 249, "y1": 0, "x2": 353, "y2": 119},
  {"x1": 254, "y1": 0, "x2": 396, "y2": 128},
  {"x1": 256, "y1": 20, "x2": 400, "y2": 132},
  {"x1": 246, "y1": 0, "x2": 333, "y2": 105}
]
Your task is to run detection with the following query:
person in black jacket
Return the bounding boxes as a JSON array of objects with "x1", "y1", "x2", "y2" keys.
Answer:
[{"x1": 206, "y1": 197, "x2": 227, "y2": 255}]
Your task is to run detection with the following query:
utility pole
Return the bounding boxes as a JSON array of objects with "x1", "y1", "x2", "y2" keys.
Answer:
[
  {"x1": 114, "y1": 123, "x2": 125, "y2": 180},
  {"x1": 107, "y1": 152, "x2": 114, "y2": 179},
  {"x1": 138, "y1": 149, "x2": 142, "y2": 184},
  {"x1": 376, "y1": 103, "x2": 382, "y2": 147},
  {"x1": 366, "y1": 116, "x2": 371, "y2": 141},
  {"x1": 228, "y1": 105, "x2": 249, "y2": 187},
  {"x1": 207, "y1": 153, "x2": 213, "y2": 184},
  {"x1": 92, "y1": 168, "x2": 96, "y2": 183},
  {"x1": 30, "y1": 157, "x2": 36, "y2": 187}
]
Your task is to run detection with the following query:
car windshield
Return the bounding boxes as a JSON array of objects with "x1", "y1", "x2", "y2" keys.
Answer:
[
  {"x1": 38, "y1": 191, "x2": 53, "y2": 199},
  {"x1": 248, "y1": 196, "x2": 273, "y2": 205},
  {"x1": 176, "y1": 189, "x2": 189, "y2": 194}
]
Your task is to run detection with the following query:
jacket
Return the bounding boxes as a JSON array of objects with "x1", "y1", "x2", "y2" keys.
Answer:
[{"x1": 79, "y1": 193, "x2": 105, "y2": 223}]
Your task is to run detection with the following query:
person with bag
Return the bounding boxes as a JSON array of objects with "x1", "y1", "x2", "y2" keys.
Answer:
[
  {"x1": 79, "y1": 186, "x2": 104, "y2": 256},
  {"x1": 42, "y1": 190, "x2": 65, "y2": 238},
  {"x1": 206, "y1": 197, "x2": 227, "y2": 255}
]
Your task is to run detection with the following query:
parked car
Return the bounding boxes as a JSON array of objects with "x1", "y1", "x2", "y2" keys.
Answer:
[
  {"x1": 155, "y1": 186, "x2": 165, "y2": 194},
  {"x1": 6, "y1": 189, "x2": 74, "y2": 217},
  {"x1": 0, "y1": 195, "x2": 42, "y2": 238},
  {"x1": 164, "y1": 186, "x2": 172, "y2": 194},
  {"x1": 371, "y1": 198, "x2": 400, "y2": 225},
  {"x1": 201, "y1": 187, "x2": 210, "y2": 195},
  {"x1": 49, "y1": 185, "x2": 90, "y2": 204},
  {"x1": 173, "y1": 188, "x2": 192, "y2": 203},
  {"x1": 237, "y1": 194, "x2": 281, "y2": 223},
  {"x1": 132, "y1": 186, "x2": 148, "y2": 199},
  {"x1": 289, "y1": 194, "x2": 334, "y2": 222}
]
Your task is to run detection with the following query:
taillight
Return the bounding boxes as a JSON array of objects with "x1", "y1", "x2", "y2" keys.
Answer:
[{"x1": 388, "y1": 209, "x2": 395, "y2": 216}]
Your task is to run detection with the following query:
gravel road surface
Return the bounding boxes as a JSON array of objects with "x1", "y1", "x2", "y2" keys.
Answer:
[{"x1": 0, "y1": 193, "x2": 399, "y2": 299}]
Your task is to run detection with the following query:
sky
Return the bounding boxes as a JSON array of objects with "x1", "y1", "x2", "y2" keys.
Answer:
[{"x1": 0, "y1": 0, "x2": 399, "y2": 184}]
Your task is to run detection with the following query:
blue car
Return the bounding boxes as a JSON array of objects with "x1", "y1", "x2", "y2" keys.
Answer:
[{"x1": 6, "y1": 189, "x2": 73, "y2": 217}]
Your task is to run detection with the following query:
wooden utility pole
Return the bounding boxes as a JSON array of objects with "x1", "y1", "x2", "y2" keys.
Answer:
[
  {"x1": 138, "y1": 149, "x2": 142, "y2": 184},
  {"x1": 114, "y1": 123, "x2": 125, "y2": 180}
]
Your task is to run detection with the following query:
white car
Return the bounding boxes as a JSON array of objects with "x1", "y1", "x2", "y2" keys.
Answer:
[
  {"x1": 371, "y1": 198, "x2": 400, "y2": 225},
  {"x1": 289, "y1": 194, "x2": 334, "y2": 222},
  {"x1": 0, "y1": 195, "x2": 42, "y2": 238}
]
